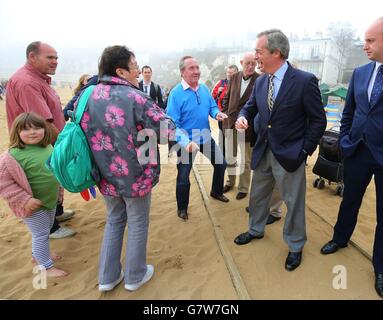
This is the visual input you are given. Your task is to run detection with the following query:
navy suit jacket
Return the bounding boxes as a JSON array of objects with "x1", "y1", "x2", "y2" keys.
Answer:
[
  {"x1": 239, "y1": 64, "x2": 326, "y2": 172},
  {"x1": 340, "y1": 62, "x2": 383, "y2": 165},
  {"x1": 139, "y1": 81, "x2": 165, "y2": 109}
]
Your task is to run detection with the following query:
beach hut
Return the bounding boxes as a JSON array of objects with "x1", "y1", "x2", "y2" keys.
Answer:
[{"x1": 322, "y1": 85, "x2": 348, "y2": 123}]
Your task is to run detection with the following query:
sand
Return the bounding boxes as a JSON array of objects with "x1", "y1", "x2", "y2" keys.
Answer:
[{"x1": 0, "y1": 87, "x2": 380, "y2": 299}]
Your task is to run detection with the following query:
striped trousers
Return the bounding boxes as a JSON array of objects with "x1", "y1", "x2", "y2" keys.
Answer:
[{"x1": 23, "y1": 208, "x2": 56, "y2": 269}]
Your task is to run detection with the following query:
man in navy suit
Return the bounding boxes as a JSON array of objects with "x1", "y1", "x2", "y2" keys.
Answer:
[
  {"x1": 139, "y1": 66, "x2": 165, "y2": 109},
  {"x1": 234, "y1": 29, "x2": 326, "y2": 271},
  {"x1": 320, "y1": 17, "x2": 383, "y2": 298}
]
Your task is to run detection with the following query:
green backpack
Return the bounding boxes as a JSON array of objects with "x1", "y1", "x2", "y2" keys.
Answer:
[{"x1": 47, "y1": 85, "x2": 97, "y2": 193}]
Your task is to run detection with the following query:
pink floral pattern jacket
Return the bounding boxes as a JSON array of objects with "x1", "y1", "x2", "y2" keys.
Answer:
[{"x1": 81, "y1": 75, "x2": 175, "y2": 198}]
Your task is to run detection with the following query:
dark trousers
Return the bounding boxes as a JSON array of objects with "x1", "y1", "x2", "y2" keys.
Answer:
[
  {"x1": 49, "y1": 140, "x2": 63, "y2": 234},
  {"x1": 49, "y1": 203, "x2": 63, "y2": 234},
  {"x1": 333, "y1": 143, "x2": 383, "y2": 273},
  {"x1": 176, "y1": 138, "x2": 226, "y2": 211}
]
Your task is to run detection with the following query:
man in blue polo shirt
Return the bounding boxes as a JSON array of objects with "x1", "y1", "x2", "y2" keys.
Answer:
[{"x1": 167, "y1": 56, "x2": 229, "y2": 220}]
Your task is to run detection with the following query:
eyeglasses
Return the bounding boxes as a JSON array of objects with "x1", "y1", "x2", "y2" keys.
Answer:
[
  {"x1": 120, "y1": 64, "x2": 139, "y2": 74},
  {"x1": 125, "y1": 63, "x2": 139, "y2": 71},
  {"x1": 194, "y1": 91, "x2": 201, "y2": 105}
]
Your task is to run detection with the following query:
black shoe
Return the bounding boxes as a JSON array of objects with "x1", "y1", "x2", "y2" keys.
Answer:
[
  {"x1": 375, "y1": 273, "x2": 383, "y2": 298},
  {"x1": 236, "y1": 192, "x2": 247, "y2": 200},
  {"x1": 234, "y1": 232, "x2": 264, "y2": 245},
  {"x1": 245, "y1": 208, "x2": 281, "y2": 226},
  {"x1": 177, "y1": 209, "x2": 188, "y2": 220},
  {"x1": 285, "y1": 251, "x2": 302, "y2": 271},
  {"x1": 320, "y1": 240, "x2": 347, "y2": 255},
  {"x1": 266, "y1": 215, "x2": 281, "y2": 225},
  {"x1": 210, "y1": 192, "x2": 229, "y2": 203},
  {"x1": 223, "y1": 185, "x2": 232, "y2": 193}
]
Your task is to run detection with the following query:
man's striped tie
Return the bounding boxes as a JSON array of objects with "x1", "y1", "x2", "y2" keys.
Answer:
[{"x1": 268, "y1": 74, "x2": 275, "y2": 112}]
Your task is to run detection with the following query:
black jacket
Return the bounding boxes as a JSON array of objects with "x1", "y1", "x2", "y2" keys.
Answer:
[{"x1": 139, "y1": 80, "x2": 164, "y2": 109}]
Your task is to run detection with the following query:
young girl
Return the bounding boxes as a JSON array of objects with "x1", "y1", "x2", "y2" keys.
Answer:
[
  {"x1": 73, "y1": 74, "x2": 91, "y2": 96},
  {"x1": 0, "y1": 112, "x2": 68, "y2": 277}
]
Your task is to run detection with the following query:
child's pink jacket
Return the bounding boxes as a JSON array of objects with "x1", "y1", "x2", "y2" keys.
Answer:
[{"x1": 0, "y1": 151, "x2": 34, "y2": 217}]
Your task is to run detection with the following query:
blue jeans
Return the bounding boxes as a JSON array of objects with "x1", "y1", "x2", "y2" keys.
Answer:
[{"x1": 176, "y1": 138, "x2": 226, "y2": 210}]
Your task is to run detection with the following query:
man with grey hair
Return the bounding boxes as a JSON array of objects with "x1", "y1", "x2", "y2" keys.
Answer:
[
  {"x1": 320, "y1": 17, "x2": 383, "y2": 298},
  {"x1": 6, "y1": 41, "x2": 77, "y2": 239},
  {"x1": 234, "y1": 29, "x2": 326, "y2": 271},
  {"x1": 223, "y1": 52, "x2": 283, "y2": 225},
  {"x1": 166, "y1": 56, "x2": 229, "y2": 220},
  {"x1": 222, "y1": 53, "x2": 257, "y2": 201}
]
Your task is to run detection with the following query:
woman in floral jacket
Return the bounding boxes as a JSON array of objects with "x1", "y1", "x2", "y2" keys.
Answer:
[{"x1": 80, "y1": 45, "x2": 178, "y2": 292}]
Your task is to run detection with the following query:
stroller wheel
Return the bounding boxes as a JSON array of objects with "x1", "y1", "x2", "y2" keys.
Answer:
[
  {"x1": 313, "y1": 178, "x2": 320, "y2": 188},
  {"x1": 317, "y1": 179, "x2": 325, "y2": 189}
]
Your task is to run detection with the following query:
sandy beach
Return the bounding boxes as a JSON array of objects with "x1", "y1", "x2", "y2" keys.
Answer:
[{"x1": 0, "y1": 87, "x2": 380, "y2": 299}]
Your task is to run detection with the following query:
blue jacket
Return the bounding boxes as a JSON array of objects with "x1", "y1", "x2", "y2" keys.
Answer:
[
  {"x1": 340, "y1": 62, "x2": 383, "y2": 164},
  {"x1": 166, "y1": 82, "x2": 219, "y2": 147},
  {"x1": 239, "y1": 64, "x2": 326, "y2": 172}
]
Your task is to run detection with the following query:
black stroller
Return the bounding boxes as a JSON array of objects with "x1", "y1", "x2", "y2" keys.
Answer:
[{"x1": 312, "y1": 124, "x2": 344, "y2": 197}]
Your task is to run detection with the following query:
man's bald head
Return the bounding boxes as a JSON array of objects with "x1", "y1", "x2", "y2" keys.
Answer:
[
  {"x1": 26, "y1": 41, "x2": 58, "y2": 75},
  {"x1": 364, "y1": 17, "x2": 383, "y2": 63},
  {"x1": 240, "y1": 52, "x2": 256, "y2": 78}
]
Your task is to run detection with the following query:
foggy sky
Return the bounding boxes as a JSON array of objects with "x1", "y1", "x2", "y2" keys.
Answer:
[{"x1": 0, "y1": 0, "x2": 381, "y2": 76}]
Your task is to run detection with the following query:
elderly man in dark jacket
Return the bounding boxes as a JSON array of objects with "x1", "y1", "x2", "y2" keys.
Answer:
[{"x1": 222, "y1": 52, "x2": 258, "y2": 201}]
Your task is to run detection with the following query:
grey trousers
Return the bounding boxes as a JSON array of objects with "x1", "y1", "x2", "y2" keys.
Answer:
[
  {"x1": 99, "y1": 193, "x2": 151, "y2": 285},
  {"x1": 248, "y1": 148, "x2": 306, "y2": 252},
  {"x1": 264, "y1": 186, "x2": 284, "y2": 218}
]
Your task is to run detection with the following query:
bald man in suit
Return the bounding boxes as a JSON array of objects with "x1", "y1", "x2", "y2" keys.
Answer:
[{"x1": 320, "y1": 17, "x2": 383, "y2": 298}]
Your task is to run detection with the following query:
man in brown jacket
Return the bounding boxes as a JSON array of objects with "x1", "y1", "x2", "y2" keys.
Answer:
[
  {"x1": 222, "y1": 53, "x2": 284, "y2": 224},
  {"x1": 222, "y1": 52, "x2": 258, "y2": 200}
]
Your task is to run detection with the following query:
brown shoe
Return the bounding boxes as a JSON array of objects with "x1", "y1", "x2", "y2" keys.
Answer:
[{"x1": 223, "y1": 185, "x2": 232, "y2": 193}]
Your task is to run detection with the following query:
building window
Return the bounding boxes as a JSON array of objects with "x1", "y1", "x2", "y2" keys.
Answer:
[
  {"x1": 302, "y1": 63, "x2": 320, "y2": 76},
  {"x1": 311, "y1": 45, "x2": 320, "y2": 59}
]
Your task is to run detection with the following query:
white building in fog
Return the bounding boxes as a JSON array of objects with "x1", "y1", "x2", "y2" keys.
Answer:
[
  {"x1": 289, "y1": 37, "x2": 341, "y2": 85},
  {"x1": 227, "y1": 36, "x2": 343, "y2": 86}
]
